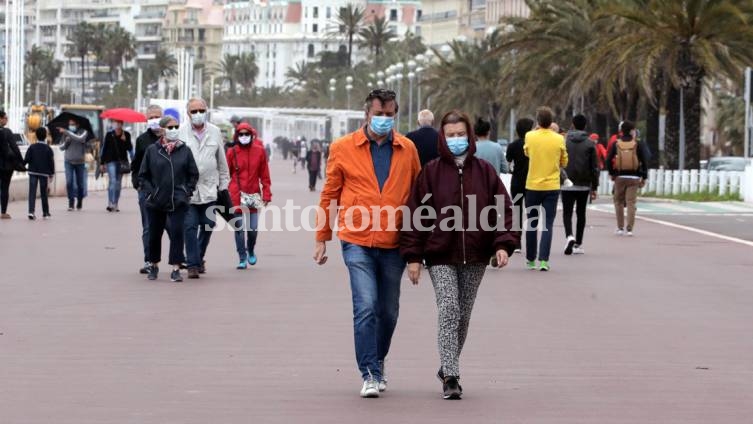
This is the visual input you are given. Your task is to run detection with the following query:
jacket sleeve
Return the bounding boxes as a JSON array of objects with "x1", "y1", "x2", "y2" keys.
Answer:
[
  {"x1": 125, "y1": 132, "x2": 134, "y2": 160},
  {"x1": 260, "y1": 147, "x2": 272, "y2": 202},
  {"x1": 131, "y1": 137, "x2": 146, "y2": 187},
  {"x1": 68, "y1": 129, "x2": 88, "y2": 144},
  {"x1": 316, "y1": 141, "x2": 345, "y2": 242},
  {"x1": 225, "y1": 147, "x2": 235, "y2": 187},
  {"x1": 491, "y1": 168, "x2": 520, "y2": 256},
  {"x1": 588, "y1": 145, "x2": 599, "y2": 190},
  {"x1": 24, "y1": 145, "x2": 31, "y2": 165},
  {"x1": 48, "y1": 146, "x2": 55, "y2": 176},
  {"x1": 400, "y1": 167, "x2": 433, "y2": 263},
  {"x1": 559, "y1": 138, "x2": 568, "y2": 168},
  {"x1": 137, "y1": 148, "x2": 154, "y2": 194},
  {"x1": 216, "y1": 138, "x2": 230, "y2": 191},
  {"x1": 186, "y1": 149, "x2": 200, "y2": 194},
  {"x1": 606, "y1": 142, "x2": 617, "y2": 176}
]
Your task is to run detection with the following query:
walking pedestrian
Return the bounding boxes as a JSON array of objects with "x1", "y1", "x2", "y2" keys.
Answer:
[
  {"x1": 0, "y1": 110, "x2": 25, "y2": 219},
  {"x1": 132, "y1": 105, "x2": 163, "y2": 274},
  {"x1": 524, "y1": 107, "x2": 568, "y2": 271},
  {"x1": 305, "y1": 140, "x2": 323, "y2": 191},
  {"x1": 24, "y1": 127, "x2": 54, "y2": 220},
  {"x1": 606, "y1": 121, "x2": 648, "y2": 236},
  {"x1": 100, "y1": 120, "x2": 133, "y2": 212},
  {"x1": 58, "y1": 118, "x2": 90, "y2": 211},
  {"x1": 313, "y1": 88, "x2": 421, "y2": 398},
  {"x1": 590, "y1": 133, "x2": 607, "y2": 170},
  {"x1": 505, "y1": 118, "x2": 535, "y2": 251},
  {"x1": 473, "y1": 117, "x2": 507, "y2": 174},
  {"x1": 226, "y1": 123, "x2": 271, "y2": 269},
  {"x1": 562, "y1": 115, "x2": 599, "y2": 255},
  {"x1": 401, "y1": 110, "x2": 520, "y2": 400},
  {"x1": 138, "y1": 115, "x2": 199, "y2": 282},
  {"x1": 406, "y1": 109, "x2": 440, "y2": 167},
  {"x1": 180, "y1": 98, "x2": 230, "y2": 279},
  {"x1": 291, "y1": 137, "x2": 300, "y2": 173}
]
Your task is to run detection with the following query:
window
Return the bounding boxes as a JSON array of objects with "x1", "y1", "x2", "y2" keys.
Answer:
[
  {"x1": 312, "y1": 23, "x2": 318, "y2": 33},
  {"x1": 198, "y1": 28, "x2": 205, "y2": 42},
  {"x1": 326, "y1": 7, "x2": 331, "y2": 19},
  {"x1": 307, "y1": 44, "x2": 315, "y2": 58},
  {"x1": 313, "y1": 7, "x2": 318, "y2": 18},
  {"x1": 417, "y1": 9, "x2": 423, "y2": 21},
  {"x1": 304, "y1": 7, "x2": 307, "y2": 18},
  {"x1": 390, "y1": 9, "x2": 398, "y2": 21}
]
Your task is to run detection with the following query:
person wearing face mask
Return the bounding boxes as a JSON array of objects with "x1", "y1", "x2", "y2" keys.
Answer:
[
  {"x1": 314, "y1": 89, "x2": 421, "y2": 398},
  {"x1": 179, "y1": 98, "x2": 230, "y2": 279},
  {"x1": 138, "y1": 116, "x2": 199, "y2": 282},
  {"x1": 58, "y1": 118, "x2": 90, "y2": 211},
  {"x1": 100, "y1": 120, "x2": 133, "y2": 212},
  {"x1": 400, "y1": 110, "x2": 520, "y2": 400},
  {"x1": 131, "y1": 105, "x2": 164, "y2": 274},
  {"x1": 226, "y1": 123, "x2": 272, "y2": 269}
]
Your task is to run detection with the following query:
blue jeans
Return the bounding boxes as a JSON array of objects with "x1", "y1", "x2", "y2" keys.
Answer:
[
  {"x1": 64, "y1": 162, "x2": 87, "y2": 201},
  {"x1": 184, "y1": 202, "x2": 216, "y2": 269},
  {"x1": 341, "y1": 241, "x2": 405, "y2": 381},
  {"x1": 525, "y1": 190, "x2": 560, "y2": 262},
  {"x1": 138, "y1": 190, "x2": 150, "y2": 263},
  {"x1": 233, "y1": 211, "x2": 259, "y2": 261},
  {"x1": 106, "y1": 161, "x2": 123, "y2": 206}
]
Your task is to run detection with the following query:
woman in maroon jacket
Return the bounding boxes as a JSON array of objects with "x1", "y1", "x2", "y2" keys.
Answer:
[
  {"x1": 401, "y1": 110, "x2": 520, "y2": 400},
  {"x1": 226, "y1": 123, "x2": 272, "y2": 269}
]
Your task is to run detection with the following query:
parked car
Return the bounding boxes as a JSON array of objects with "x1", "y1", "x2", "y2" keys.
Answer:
[{"x1": 707, "y1": 156, "x2": 752, "y2": 172}]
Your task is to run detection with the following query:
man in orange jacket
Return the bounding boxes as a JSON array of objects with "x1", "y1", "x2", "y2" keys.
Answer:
[{"x1": 314, "y1": 89, "x2": 421, "y2": 398}]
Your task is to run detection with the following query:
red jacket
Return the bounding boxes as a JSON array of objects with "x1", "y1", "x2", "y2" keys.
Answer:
[{"x1": 226, "y1": 134, "x2": 272, "y2": 209}]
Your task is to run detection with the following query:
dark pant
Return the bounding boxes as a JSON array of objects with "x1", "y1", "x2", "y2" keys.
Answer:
[
  {"x1": 308, "y1": 170, "x2": 319, "y2": 190},
  {"x1": 184, "y1": 202, "x2": 216, "y2": 269},
  {"x1": 148, "y1": 206, "x2": 186, "y2": 266},
  {"x1": 0, "y1": 169, "x2": 13, "y2": 214},
  {"x1": 510, "y1": 185, "x2": 526, "y2": 240},
  {"x1": 64, "y1": 162, "x2": 87, "y2": 202},
  {"x1": 341, "y1": 241, "x2": 405, "y2": 381},
  {"x1": 233, "y1": 211, "x2": 259, "y2": 261},
  {"x1": 525, "y1": 190, "x2": 560, "y2": 262},
  {"x1": 561, "y1": 190, "x2": 589, "y2": 245},
  {"x1": 138, "y1": 190, "x2": 150, "y2": 263},
  {"x1": 28, "y1": 175, "x2": 50, "y2": 216}
]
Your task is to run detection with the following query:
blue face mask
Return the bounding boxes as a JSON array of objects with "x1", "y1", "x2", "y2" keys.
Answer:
[
  {"x1": 68, "y1": 125, "x2": 77, "y2": 132},
  {"x1": 446, "y1": 136, "x2": 469, "y2": 156},
  {"x1": 369, "y1": 116, "x2": 394, "y2": 136}
]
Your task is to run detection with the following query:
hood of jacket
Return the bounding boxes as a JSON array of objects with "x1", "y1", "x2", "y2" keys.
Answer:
[
  {"x1": 566, "y1": 130, "x2": 590, "y2": 144},
  {"x1": 233, "y1": 122, "x2": 258, "y2": 143},
  {"x1": 437, "y1": 127, "x2": 477, "y2": 165}
]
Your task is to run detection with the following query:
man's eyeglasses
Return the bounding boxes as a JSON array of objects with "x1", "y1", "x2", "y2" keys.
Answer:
[
  {"x1": 166, "y1": 125, "x2": 179, "y2": 130},
  {"x1": 189, "y1": 109, "x2": 206, "y2": 115}
]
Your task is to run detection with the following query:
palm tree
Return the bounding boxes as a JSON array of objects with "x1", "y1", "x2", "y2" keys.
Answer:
[
  {"x1": 358, "y1": 17, "x2": 396, "y2": 58},
  {"x1": 90, "y1": 23, "x2": 108, "y2": 86},
  {"x1": 41, "y1": 54, "x2": 62, "y2": 103},
  {"x1": 216, "y1": 53, "x2": 241, "y2": 93},
  {"x1": 328, "y1": 4, "x2": 364, "y2": 67},
  {"x1": 285, "y1": 61, "x2": 315, "y2": 88},
  {"x1": 233, "y1": 52, "x2": 259, "y2": 94},
  {"x1": 149, "y1": 49, "x2": 177, "y2": 98},
  {"x1": 25, "y1": 45, "x2": 48, "y2": 102},
  {"x1": 582, "y1": 0, "x2": 753, "y2": 169},
  {"x1": 66, "y1": 22, "x2": 95, "y2": 101},
  {"x1": 104, "y1": 25, "x2": 136, "y2": 84}
]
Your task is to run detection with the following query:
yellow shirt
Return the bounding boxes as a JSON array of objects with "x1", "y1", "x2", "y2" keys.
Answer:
[{"x1": 523, "y1": 128, "x2": 568, "y2": 191}]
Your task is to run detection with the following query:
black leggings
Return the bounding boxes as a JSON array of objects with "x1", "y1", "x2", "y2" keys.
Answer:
[
  {"x1": 0, "y1": 170, "x2": 13, "y2": 214},
  {"x1": 308, "y1": 170, "x2": 319, "y2": 190},
  {"x1": 561, "y1": 190, "x2": 589, "y2": 245}
]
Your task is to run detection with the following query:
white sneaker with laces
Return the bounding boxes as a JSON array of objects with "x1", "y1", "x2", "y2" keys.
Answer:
[
  {"x1": 572, "y1": 245, "x2": 585, "y2": 255},
  {"x1": 360, "y1": 379, "x2": 380, "y2": 398},
  {"x1": 564, "y1": 235, "x2": 576, "y2": 255},
  {"x1": 626, "y1": 231, "x2": 634, "y2": 237}
]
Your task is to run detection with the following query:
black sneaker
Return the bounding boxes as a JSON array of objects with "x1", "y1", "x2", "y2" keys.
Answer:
[
  {"x1": 442, "y1": 376, "x2": 462, "y2": 400},
  {"x1": 170, "y1": 269, "x2": 183, "y2": 282},
  {"x1": 147, "y1": 265, "x2": 159, "y2": 280},
  {"x1": 139, "y1": 262, "x2": 150, "y2": 274},
  {"x1": 76, "y1": 199, "x2": 82, "y2": 210},
  {"x1": 27, "y1": 214, "x2": 36, "y2": 220},
  {"x1": 106, "y1": 206, "x2": 113, "y2": 212},
  {"x1": 68, "y1": 199, "x2": 74, "y2": 211}
]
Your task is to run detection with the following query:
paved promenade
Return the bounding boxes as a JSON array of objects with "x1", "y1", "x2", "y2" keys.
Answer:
[{"x1": 1, "y1": 159, "x2": 752, "y2": 423}]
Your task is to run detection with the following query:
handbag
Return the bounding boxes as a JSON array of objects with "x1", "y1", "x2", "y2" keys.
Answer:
[
  {"x1": 115, "y1": 135, "x2": 131, "y2": 174},
  {"x1": 233, "y1": 147, "x2": 265, "y2": 209}
]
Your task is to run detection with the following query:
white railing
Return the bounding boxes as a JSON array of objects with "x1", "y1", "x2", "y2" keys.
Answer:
[{"x1": 597, "y1": 169, "x2": 747, "y2": 198}]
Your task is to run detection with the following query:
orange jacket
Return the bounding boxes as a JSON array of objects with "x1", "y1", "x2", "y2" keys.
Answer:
[{"x1": 317, "y1": 128, "x2": 421, "y2": 249}]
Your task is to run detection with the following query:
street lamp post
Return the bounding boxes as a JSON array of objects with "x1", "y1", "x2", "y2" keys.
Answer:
[
  {"x1": 346, "y1": 76, "x2": 353, "y2": 110},
  {"x1": 329, "y1": 78, "x2": 336, "y2": 108},
  {"x1": 407, "y1": 60, "x2": 417, "y2": 129},
  {"x1": 376, "y1": 71, "x2": 385, "y2": 88},
  {"x1": 394, "y1": 62, "x2": 404, "y2": 129}
]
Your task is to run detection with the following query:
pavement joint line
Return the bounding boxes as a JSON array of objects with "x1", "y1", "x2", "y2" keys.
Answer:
[{"x1": 592, "y1": 208, "x2": 753, "y2": 248}]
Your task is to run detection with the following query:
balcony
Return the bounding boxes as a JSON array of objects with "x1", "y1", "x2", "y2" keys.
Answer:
[{"x1": 135, "y1": 12, "x2": 166, "y2": 21}]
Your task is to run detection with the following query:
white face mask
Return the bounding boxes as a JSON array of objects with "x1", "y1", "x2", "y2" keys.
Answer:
[
  {"x1": 165, "y1": 128, "x2": 180, "y2": 141},
  {"x1": 238, "y1": 135, "x2": 252, "y2": 145},
  {"x1": 190, "y1": 112, "x2": 206, "y2": 126},
  {"x1": 147, "y1": 118, "x2": 161, "y2": 131}
]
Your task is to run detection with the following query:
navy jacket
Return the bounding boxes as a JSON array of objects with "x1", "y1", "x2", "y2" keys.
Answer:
[
  {"x1": 406, "y1": 126, "x2": 439, "y2": 167},
  {"x1": 131, "y1": 129, "x2": 160, "y2": 188},
  {"x1": 24, "y1": 142, "x2": 55, "y2": 176}
]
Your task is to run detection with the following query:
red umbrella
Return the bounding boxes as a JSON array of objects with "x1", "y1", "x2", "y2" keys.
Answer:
[{"x1": 100, "y1": 108, "x2": 147, "y2": 123}]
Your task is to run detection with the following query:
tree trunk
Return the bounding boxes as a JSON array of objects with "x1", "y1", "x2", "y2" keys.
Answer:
[
  {"x1": 664, "y1": 86, "x2": 681, "y2": 169},
  {"x1": 645, "y1": 98, "x2": 660, "y2": 168},
  {"x1": 488, "y1": 102, "x2": 501, "y2": 141},
  {"x1": 684, "y1": 81, "x2": 702, "y2": 169},
  {"x1": 348, "y1": 33, "x2": 353, "y2": 68},
  {"x1": 595, "y1": 112, "x2": 609, "y2": 143}
]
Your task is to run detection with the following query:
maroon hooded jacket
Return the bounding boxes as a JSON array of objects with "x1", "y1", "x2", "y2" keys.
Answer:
[{"x1": 400, "y1": 130, "x2": 520, "y2": 266}]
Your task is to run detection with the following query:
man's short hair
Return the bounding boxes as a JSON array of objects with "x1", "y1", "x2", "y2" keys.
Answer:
[
  {"x1": 536, "y1": 106, "x2": 554, "y2": 129},
  {"x1": 417, "y1": 109, "x2": 434, "y2": 126},
  {"x1": 572, "y1": 114, "x2": 588, "y2": 131},
  {"x1": 516, "y1": 118, "x2": 535, "y2": 139},
  {"x1": 35, "y1": 127, "x2": 47, "y2": 142},
  {"x1": 186, "y1": 97, "x2": 208, "y2": 111},
  {"x1": 364, "y1": 89, "x2": 399, "y2": 113},
  {"x1": 160, "y1": 116, "x2": 178, "y2": 128},
  {"x1": 474, "y1": 117, "x2": 491, "y2": 137},
  {"x1": 146, "y1": 104, "x2": 163, "y2": 116}
]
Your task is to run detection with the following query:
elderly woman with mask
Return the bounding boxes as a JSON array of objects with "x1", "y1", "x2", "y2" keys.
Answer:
[
  {"x1": 226, "y1": 122, "x2": 272, "y2": 269},
  {"x1": 138, "y1": 115, "x2": 199, "y2": 282}
]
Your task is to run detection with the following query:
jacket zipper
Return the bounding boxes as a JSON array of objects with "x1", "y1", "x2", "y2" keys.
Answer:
[
  {"x1": 459, "y1": 166, "x2": 467, "y2": 265},
  {"x1": 159, "y1": 148, "x2": 175, "y2": 212}
]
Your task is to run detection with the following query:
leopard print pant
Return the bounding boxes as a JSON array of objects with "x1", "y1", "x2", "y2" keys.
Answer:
[{"x1": 428, "y1": 263, "x2": 487, "y2": 378}]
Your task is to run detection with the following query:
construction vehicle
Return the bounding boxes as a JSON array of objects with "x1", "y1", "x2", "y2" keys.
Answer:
[{"x1": 24, "y1": 103, "x2": 55, "y2": 144}]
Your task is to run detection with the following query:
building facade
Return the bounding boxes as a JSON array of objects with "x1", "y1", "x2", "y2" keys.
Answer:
[
  {"x1": 418, "y1": 0, "x2": 529, "y2": 47},
  {"x1": 223, "y1": 0, "x2": 421, "y2": 89}
]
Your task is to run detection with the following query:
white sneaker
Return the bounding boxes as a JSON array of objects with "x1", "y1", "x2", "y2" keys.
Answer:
[
  {"x1": 513, "y1": 248, "x2": 522, "y2": 254},
  {"x1": 564, "y1": 235, "x2": 576, "y2": 255},
  {"x1": 360, "y1": 379, "x2": 380, "y2": 398},
  {"x1": 572, "y1": 245, "x2": 585, "y2": 255},
  {"x1": 378, "y1": 361, "x2": 387, "y2": 392},
  {"x1": 626, "y1": 231, "x2": 634, "y2": 237},
  {"x1": 615, "y1": 229, "x2": 625, "y2": 236}
]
